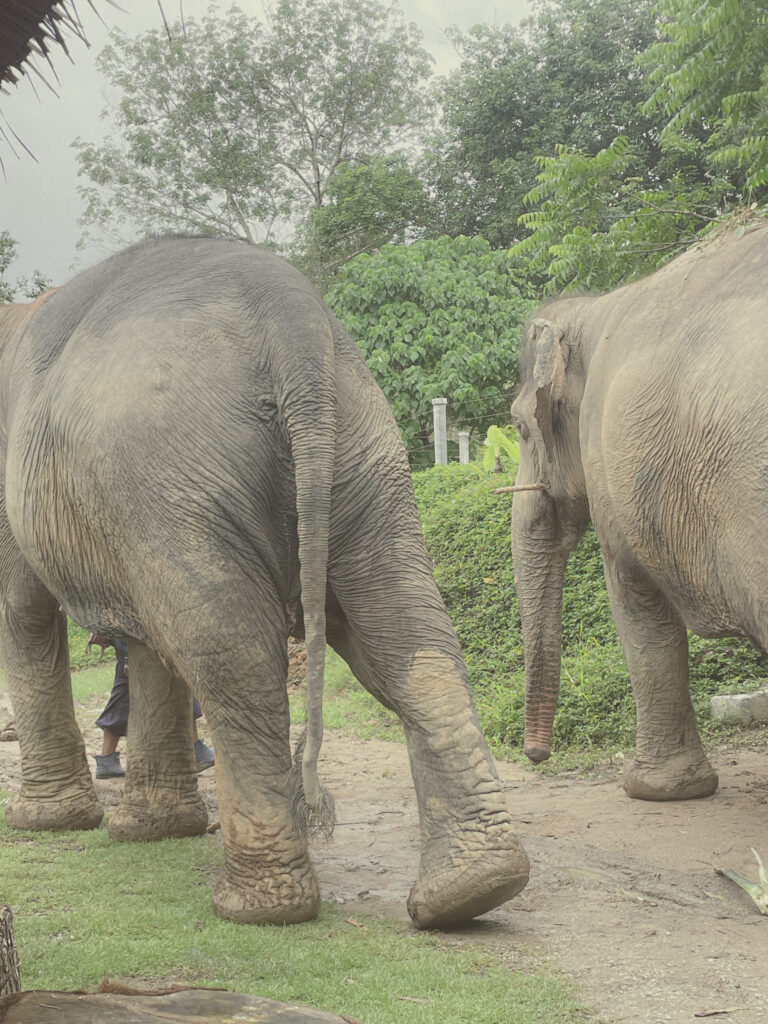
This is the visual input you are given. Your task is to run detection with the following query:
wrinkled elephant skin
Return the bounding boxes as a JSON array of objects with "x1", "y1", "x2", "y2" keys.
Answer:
[
  {"x1": 511, "y1": 224, "x2": 768, "y2": 802},
  {"x1": 0, "y1": 237, "x2": 528, "y2": 927}
]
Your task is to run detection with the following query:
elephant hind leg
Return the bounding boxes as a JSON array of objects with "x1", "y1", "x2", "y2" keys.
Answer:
[
  {"x1": 326, "y1": 598, "x2": 529, "y2": 929},
  {"x1": 602, "y1": 557, "x2": 718, "y2": 801},
  {"x1": 158, "y1": 578, "x2": 319, "y2": 925},
  {"x1": 0, "y1": 556, "x2": 103, "y2": 831},
  {"x1": 107, "y1": 642, "x2": 207, "y2": 842}
]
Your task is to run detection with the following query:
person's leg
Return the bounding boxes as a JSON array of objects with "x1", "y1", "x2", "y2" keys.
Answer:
[
  {"x1": 192, "y1": 696, "x2": 215, "y2": 770},
  {"x1": 94, "y1": 665, "x2": 129, "y2": 778},
  {"x1": 100, "y1": 728, "x2": 120, "y2": 757}
]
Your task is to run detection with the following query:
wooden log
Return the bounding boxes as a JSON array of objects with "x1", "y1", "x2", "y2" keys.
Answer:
[
  {"x1": 0, "y1": 905, "x2": 21, "y2": 996},
  {"x1": 0, "y1": 988, "x2": 350, "y2": 1022}
]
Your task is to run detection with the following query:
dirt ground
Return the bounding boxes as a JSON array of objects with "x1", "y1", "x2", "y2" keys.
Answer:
[{"x1": 1, "y1": 688, "x2": 767, "y2": 1024}]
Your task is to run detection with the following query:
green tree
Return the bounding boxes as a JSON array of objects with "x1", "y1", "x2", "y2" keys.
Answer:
[
  {"x1": 326, "y1": 236, "x2": 532, "y2": 464},
  {"x1": 0, "y1": 233, "x2": 53, "y2": 303},
  {"x1": 292, "y1": 154, "x2": 432, "y2": 290},
  {"x1": 642, "y1": 0, "x2": 768, "y2": 193},
  {"x1": 511, "y1": 136, "x2": 725, "y2": 293},
  {"x1": 426, "y1": 0, "x2": 668, "y2": 247},
  {"x1": 74, "y1": 1, "x2": 433, "y2": 248},
  {"x1": 0, "y1": 231, "x2": 17, "y2": 303},
  {"x1": 16, "y1": 270, "x2": 54, "y2": 299}
]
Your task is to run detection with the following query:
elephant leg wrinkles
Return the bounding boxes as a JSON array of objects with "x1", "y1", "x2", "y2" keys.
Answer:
[
  {"x1": 326, "y1": 596, "x2": 529, "y2": 929},
  {"x1": 161, "y1": 578, "x2": 319, "y2": 925},
  {"x1": 601, "y1": 553, "x2": 718, "y2": 801},
  {"x1": 0, "y1": 541, "x2": 103, "y2": 831},
  {"x1": 108, "y1": 642, "x2": 208, "y2": 841}
]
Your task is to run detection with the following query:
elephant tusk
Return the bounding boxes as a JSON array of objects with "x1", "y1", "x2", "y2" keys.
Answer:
[{"x1": 492, "y1": 483, "x2": 548, "y2": 494}]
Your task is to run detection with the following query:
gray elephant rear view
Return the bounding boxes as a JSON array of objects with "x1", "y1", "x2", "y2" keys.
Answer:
[
  {"x1": 511, "y1": 222, "x2": 768, "y2": 801},
  {"x1": 0, "y1": 236, "x2": 528, "y2": 928}
]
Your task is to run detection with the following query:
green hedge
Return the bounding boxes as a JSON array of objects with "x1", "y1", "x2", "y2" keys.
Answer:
[{"x1": 412, "y1": 463, "x2": 768, "y2": 756}]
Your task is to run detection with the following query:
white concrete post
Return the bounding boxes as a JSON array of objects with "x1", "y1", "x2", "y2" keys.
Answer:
[
  {"x1": 432, "y1": 397, "x2": 448, "y2": 465},
  {"x1": 458, "y1": 430, "x2": 470, "y2": 465}
]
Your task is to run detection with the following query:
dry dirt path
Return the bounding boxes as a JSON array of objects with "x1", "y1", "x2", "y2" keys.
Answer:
[{"x1": 1, "y1": 690, "x2": 767, "y2": 1024}]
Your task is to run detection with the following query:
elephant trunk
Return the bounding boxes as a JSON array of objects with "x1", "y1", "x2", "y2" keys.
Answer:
[{"x1": 511, "y1": 492, "x2": 569, "y2": 764}]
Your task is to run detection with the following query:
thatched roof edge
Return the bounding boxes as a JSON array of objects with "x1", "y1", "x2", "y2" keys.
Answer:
[{"x1": 0, "y1": 1, "x2": 97, "y2": 90}]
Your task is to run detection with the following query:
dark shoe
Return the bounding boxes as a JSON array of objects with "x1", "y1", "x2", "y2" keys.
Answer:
[
  {"x1": 95, "y1": 752, "x2": 125, "y2": 779},
  {"x1": 194, "y1": 739, "x2": 215, "y2": 772}
]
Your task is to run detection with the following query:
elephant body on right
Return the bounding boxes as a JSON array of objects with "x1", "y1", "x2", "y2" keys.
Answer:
[{"x1": 511, "y1": 223, "x2": 768, "y2": 800}]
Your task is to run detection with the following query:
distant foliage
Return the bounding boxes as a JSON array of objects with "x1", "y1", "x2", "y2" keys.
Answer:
[
  {"x1": 293, "y1": 155, "x2": 432, "y2": 290},
  {"x1": 75, "y1": 0, "x2": 433, "y2": 250},
  {"x1": 326, "y1": 236, "x2": 532, "y2": 463},
  {"x1": 425, "y1": 0, "x2": 669, "y2": 249},
  {"x1": 481, "y1": 425, "x2": 519, "y2": 473},
  {"x1": 511, "y1": 136, "x2": 724, "y2": 293},
  {"x1": 16, "y1": 271, "x2": 53, "y2": 299},
  {"x1": 0, "y1": 231, "x2": 16, "y2": 304},
  {"x1": 0, "y1": 232, "x2": 53, "y2": 304},
  {"x1": 643, "y1": 0, "x2": 768, "y2": 193}
]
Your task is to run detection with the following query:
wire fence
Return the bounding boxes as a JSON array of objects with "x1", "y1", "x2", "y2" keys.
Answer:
[{"x1": 403, "y1": 392, "x2": 519, "y2": 469}]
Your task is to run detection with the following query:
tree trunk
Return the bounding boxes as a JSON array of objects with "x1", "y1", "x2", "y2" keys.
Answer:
[{"x1": 0, "y1": 905, "x2": 21, "y2": 995}]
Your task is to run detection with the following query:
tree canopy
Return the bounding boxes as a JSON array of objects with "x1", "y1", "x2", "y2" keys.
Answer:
[
  {"x1": 425, "y1": 0, "x2": 667, "y2": 248},
  {"x1": 65, "y1": 0, "x2": 768, "y2": 392},
  {"x1": 0, "y1": 232, "x2": 52, "y2": 302},
  {"x1": 292, "y1": 154, "x2": 431, "y2": 291},
  {"x1": 74, "y1": 0, "x2": 433, "y2": 248},
  {"x1": 642, "y1": 0, "x2": 768, "y2": 192}
]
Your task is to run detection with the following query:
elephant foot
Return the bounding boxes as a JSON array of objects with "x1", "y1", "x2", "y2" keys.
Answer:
[
  {"x1": 407, "y1": 827, "x2": 530, "y2": 930},
  {"x1": 623, "y1": 751, "x2": 718, "y2": 801},
  {"x1": 212, "y1": 860, "x2": 320, "y2": 924},
  {"x1": 5, "y1": 790, "x2": 104, "y2": 832},
  {"x1": 108, "y1": 791, "x2": 208, "y2": 841}
]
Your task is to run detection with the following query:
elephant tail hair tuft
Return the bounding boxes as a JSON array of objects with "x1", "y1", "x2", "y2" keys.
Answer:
[{"x1": 290, "y1": 729, "x2": 336, "y2": 840}]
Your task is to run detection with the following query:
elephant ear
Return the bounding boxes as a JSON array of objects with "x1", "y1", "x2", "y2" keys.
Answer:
[{"x1": 531, "y1": 318, "x2": 569, "y2": 463}]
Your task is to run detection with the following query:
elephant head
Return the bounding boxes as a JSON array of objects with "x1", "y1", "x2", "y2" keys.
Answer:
[{"x1": 510, "y1": 312, "x2": 591, "y2": 763}]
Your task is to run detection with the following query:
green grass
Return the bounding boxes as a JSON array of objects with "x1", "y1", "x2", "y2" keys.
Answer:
[
  {"x1": 0, "y1": 819, "x2": 588, "y2": 1022},
  {"x1": 70, "y1": 664, "x2": 117, "y2": 703},
  {"x1": 290, "y1": 648, "x2": 403, "y2": 742}
]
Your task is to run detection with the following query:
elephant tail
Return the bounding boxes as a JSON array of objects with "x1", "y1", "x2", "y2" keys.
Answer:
[{"x1": 272, "y1": 296, "x2": 337, "y2": 838}]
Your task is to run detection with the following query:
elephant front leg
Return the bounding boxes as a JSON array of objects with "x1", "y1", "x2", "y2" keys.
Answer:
[
  {"x1": 603, "y1": 559, "x2": 718, "y2": 801},
  {"x1": 108, "y1": 643, "x2": 208, "y2": 841},
  {"x1": 1, "y1": 567, "x2": 103, "y2": 831}
]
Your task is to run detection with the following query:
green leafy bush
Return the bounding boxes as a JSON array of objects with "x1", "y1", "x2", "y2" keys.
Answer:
[
  {"x1": 68, "y1": 621, "x2": 109, "y2": 671},
  {"x1": 326, "y1": 236, "x2": 533, "y2": 464}
]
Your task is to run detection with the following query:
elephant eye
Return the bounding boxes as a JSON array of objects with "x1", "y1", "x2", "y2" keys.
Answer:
[{"x1": 513, "y1": 417, "x2": 529, "y2": 442}]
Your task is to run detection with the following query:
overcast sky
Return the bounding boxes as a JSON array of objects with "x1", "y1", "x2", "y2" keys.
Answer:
[{"x1": 0, "y1": 0, "x2": 530, "y2": 284}]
